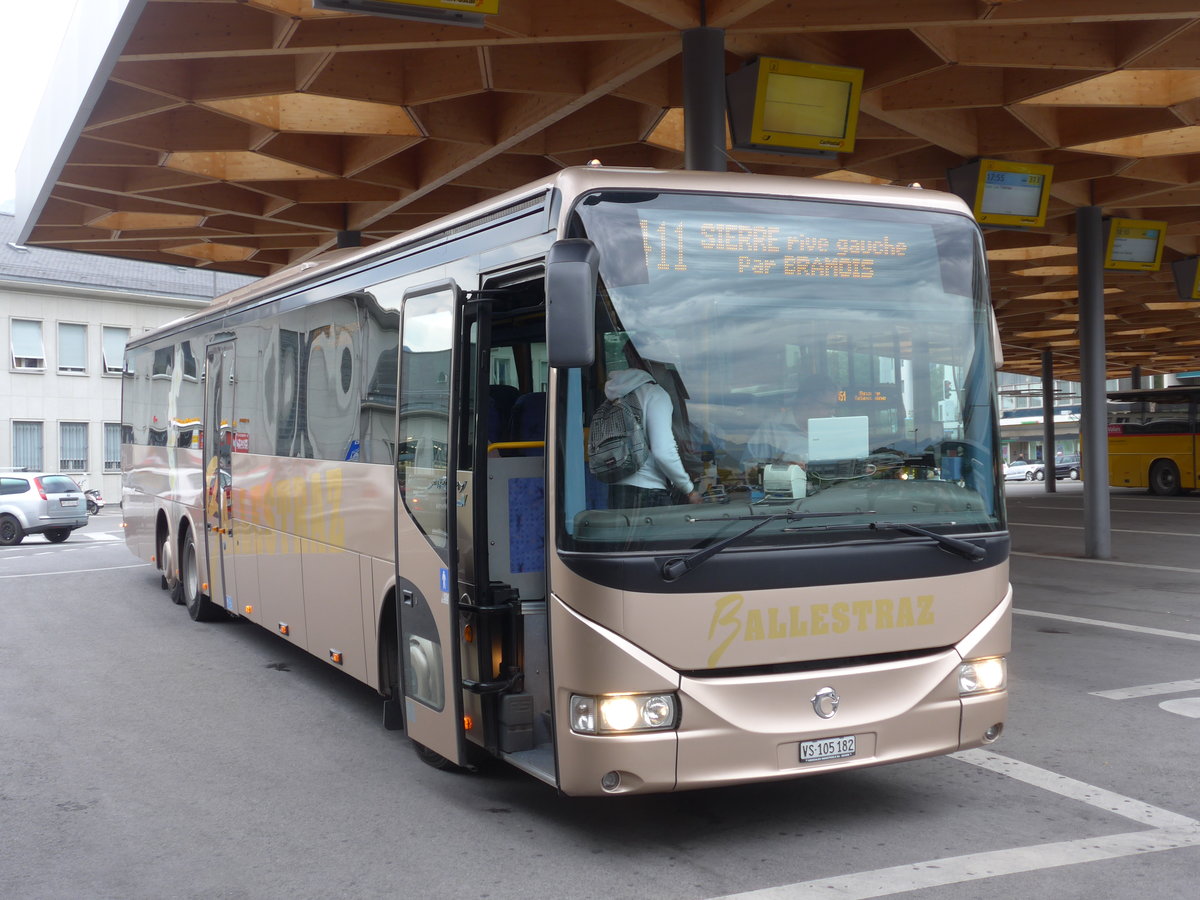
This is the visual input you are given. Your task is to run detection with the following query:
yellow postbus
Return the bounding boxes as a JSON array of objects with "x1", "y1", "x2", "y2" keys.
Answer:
[
  {"x1": 122, "y1": 166, "x2": 1010, "y2": 795},
  {"x1": 1108, "y1": 386, "x2": 1199, "y2": 495}
]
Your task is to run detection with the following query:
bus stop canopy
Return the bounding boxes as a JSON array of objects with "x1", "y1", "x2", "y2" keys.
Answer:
[{"x1": 16, "y1": 0, "x2": 1200, "y2": 381}]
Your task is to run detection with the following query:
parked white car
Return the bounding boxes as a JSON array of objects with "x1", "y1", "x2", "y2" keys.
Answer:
[{"x1": 1003, "y1": 460, "x2": 1045, "y2": 482}]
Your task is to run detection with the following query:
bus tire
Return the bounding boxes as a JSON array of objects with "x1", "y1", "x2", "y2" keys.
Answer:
[
  {"x1": 1149, "y1": 460, "x2": 1182, "y2": 497},
  {"x1": 412, "y1": 740, "x2": 460, "y2": 771},
  {"x1": 181, "y1": 530, "x2": 222, "y2": 622},
  {"x1": 160, "y1": 533, "x2": 183, "y2": 603}
]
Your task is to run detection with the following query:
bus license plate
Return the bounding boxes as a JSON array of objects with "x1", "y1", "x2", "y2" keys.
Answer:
[{"x1": 800, "y1": 735, "x2": 855, "y2": 763}]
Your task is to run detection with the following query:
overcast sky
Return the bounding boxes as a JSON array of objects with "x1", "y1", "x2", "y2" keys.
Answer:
[{"x1": 1, "y1": 0, "x2": 79, "y2": 211}]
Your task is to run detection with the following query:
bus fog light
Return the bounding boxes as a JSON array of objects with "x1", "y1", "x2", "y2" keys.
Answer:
[
  {"x1": 959, "y1": 657, "x2": 1006, "y2": 694},
  {"x1": 569, "y1": 692, "x2": 678, "y2": 734}
]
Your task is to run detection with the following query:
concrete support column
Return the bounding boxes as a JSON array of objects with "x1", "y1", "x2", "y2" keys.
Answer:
[
  {"x1": 1077, "y1": 206, "x2": 1111, "y2": 559},
  {"x1": 682, "y1": 27, "x2": 726, "y2": 172},
  {"x1": 1042, "y1": 349, "x2": 1056, "y2": 493}
]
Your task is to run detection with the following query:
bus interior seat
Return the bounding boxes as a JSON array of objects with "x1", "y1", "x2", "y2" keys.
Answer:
[
  {"x1": 509, "y1": 392, "x2": 546, "y2": 455},
  {"x1": 487, "y1": 384, "x2": 520, "y2": 446}
]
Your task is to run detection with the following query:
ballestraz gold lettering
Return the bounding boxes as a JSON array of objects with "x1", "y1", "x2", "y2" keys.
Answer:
[{"x1": 707, "y1": 594, "x2": 935, "y2": 667}]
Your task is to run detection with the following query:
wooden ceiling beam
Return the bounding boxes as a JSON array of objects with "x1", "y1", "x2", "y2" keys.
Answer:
[
  {"x1": 856, "y1": 99, "x2": 979, "y2": 158},
  {"x1": 449, "y1": 155, "x2": 562, "y2": 191},
  {"x1": 253, "y1": 132, "x2": 346, "y2": 176},
  {"x1": 612, "y1": 0, "x2": 699, "y2": 29},
  {"x1": 341, "y1": 135, "x2": 425, "y2": 178},
  {"x1": 951, "y1": 23, "x2": 1117, "y2": 68},
  {"x1": 87, "y1": 83, "x2": 181, "y2": 129},
  {"x1": 66, "y1": 137, "x2": 163, "y2": 168},
  {"x1": 733, "y1": 0, "x2": 983, "y2": 32},
  {"x1": 410, "y1": 96, "x2": 498, "y2": 145},
  {"x1": 110, "y1": 59, "x2": 193, "y2": 101},
  {"x1": 240, "y1": 179, "x2": 402, "y2": 204},
  {"x1": 489, "y1": 43, "x2": 590, "y2": 96},
  {"x1": 84, "y1": 106, "x2": 262, "y2": 153},
  {"x1": 123, "y1": 1, "x2": 282, "y2": 59},
  {"x1": 708, "y1": 0, "x2": 777, "y2": 28}
]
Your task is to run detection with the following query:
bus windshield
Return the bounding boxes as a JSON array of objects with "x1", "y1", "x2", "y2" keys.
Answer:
[{"x1": 558, "y1": 190, "x2": 1004, "y2": 553}]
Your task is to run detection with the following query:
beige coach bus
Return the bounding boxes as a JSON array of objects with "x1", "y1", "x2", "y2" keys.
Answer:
[{"x1": 122, "y1": 166, "x2": 1010, "y2": 796}]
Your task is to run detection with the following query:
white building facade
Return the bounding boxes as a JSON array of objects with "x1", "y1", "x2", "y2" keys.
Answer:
[{"x1": 1, "y1": 213, "x2": 250, "y2": 500}]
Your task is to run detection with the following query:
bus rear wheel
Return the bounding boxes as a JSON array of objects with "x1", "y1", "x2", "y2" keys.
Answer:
[
  {"x1": 181, "y1": 530, "x2": 222, "y2": 622},
  {"x1": 412, "y1": 740, "x2": 462, "y2": 771},
  {"x1": 160, "y1": 533, "x2": 184, "y2": 603},
  {"x1": 1149, "y1": 460, "x2": 1182, "y2": 496}
]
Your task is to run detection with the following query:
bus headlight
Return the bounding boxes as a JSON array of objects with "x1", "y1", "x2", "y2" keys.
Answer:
[
  {"x1": 569, "y1": 692, "x2": 679, "y2": 734},
  {"x1": 959, "y1": 657, "x2": 1006, "y2": 695}
]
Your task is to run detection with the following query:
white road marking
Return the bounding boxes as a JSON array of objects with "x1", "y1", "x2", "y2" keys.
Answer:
[
  {"x1": 1160, "y1": 698, "x2": 1200, "y2": 718},
  {"x1": 708, "y1": 750, "x2": 1200, "y2": 900},
  {"x1": 1015, "y1": 608, "x2": 1200, "y2": 643},
  {"x1": 1010, "y1": 521, "x2": 1200, "y2": 537},
  {"x1": 1012, "y1": 550, "x2": 1200, "y2": 575},
  {"x1": 1022, "y1": 504, "x2": 1200, "y2": 518},
  {"x1": 0, "y1": 563, "x2": 150, "y2": 580},
  {"x1": 1091, "y1": 679, "x2": 1200, "y2": 700}
]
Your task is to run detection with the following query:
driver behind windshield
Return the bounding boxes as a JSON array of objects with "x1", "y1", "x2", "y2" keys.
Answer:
[{"x1": 743, "y1": 375, "x2": 841, "y2": 470}]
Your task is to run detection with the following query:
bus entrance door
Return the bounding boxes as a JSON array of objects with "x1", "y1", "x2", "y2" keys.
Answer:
[
  {"x1": 395, "y1": 283, "x2": 466, "y2": 766},
  {"x1": 203, "y1": 340, "x2": 237, "y2": 614}
]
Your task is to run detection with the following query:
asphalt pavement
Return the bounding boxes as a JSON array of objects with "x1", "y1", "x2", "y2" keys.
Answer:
[{"x1": 1, "y1": 491, "x2": 1198, "y2": 900}]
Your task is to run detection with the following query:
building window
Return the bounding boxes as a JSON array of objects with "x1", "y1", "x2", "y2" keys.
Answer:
[
  {"x1": 102, "y1": 326, "x2": 130, "y2": 375},
  {"x1": 13, "y1": 422, "x2": 43, "y2": 470},
  {"x1": 104, "y1": 423, "x2": 122, "y2": 471},
  {"x1": 10, "y1": 319, "x2": 45, "y2": 370},
  {"x1": 60, "y1": 422, "x2": 88, "y2": 471},
  {"x1": 58, "y1": 322, "x2": 87, "y2": 373}
]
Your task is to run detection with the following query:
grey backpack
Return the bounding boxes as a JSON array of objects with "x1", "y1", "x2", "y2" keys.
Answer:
[{"x1": 587, "y1": 391, "x2": 649, "y2": 483}]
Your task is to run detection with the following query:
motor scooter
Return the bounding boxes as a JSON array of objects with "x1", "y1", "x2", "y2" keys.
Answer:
[{"x1": 77, "y1": 479, "x2": 105, "y2": 515}]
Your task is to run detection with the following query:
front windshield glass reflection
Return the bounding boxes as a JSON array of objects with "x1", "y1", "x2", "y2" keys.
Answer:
[{"x1": 557, "y1": 190, "x2": 1003, "y2": 553}]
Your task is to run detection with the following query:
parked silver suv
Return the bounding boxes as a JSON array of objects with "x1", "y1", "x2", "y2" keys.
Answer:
[{"x1": 0, "y1": 471, "x2": 88, "y2": 545}]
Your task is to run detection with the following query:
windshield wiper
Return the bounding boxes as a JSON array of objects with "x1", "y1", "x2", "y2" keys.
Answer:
[
  {"x1": 869, "y1": 521, "x2": 986, "y2": 562},
  {"x1": 658, "y1": 509, "x2": 864, "y2": 582}
]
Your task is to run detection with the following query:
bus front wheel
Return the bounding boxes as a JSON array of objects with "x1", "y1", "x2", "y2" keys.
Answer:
[{"x1": 1149, "y1": 460, "x2": 1182, "y2": 497}]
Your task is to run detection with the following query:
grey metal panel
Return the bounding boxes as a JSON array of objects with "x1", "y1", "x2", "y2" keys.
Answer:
[{"x1": 15, "y1": 1, "x2": 150, "y2": 245}]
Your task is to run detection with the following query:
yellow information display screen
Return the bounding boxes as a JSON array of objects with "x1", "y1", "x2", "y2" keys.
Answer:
[
  {"x1": 748, "y1": 58, "x2": 863, "y2": 153},
  {"x1": 1105, "y1": 218, "x2": 1167, "y2": 272},
  {"x1": 761, "y1": 74, "x2": 853, "y2": 139},
  {"x1": 972, "y1": 160, "x2": 1053, "y2": 228}
]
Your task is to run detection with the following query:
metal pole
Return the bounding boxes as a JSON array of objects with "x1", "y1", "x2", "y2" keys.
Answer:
[
  {"x1": 1077, "y1": 206, "x2": 1111, "y2": 558},
  {"x1": 1042, "y1": 349, "x2": 1056, "y2": 493},
  {"x1": 682, "y1": 27, "x2": 726, "y2": 172}
]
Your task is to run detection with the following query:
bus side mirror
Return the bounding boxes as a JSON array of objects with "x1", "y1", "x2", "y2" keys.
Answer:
[
  {"x1": 990, "y1": 306, "x2": 1004, "y2": 370},
  {"x1": 546, "y1": 239, "x2": 598, "y2": 368}
]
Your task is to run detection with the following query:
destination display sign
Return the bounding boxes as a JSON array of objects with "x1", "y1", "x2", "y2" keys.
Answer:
[{"x1": 638, "y1": 216, "x2": 915, "y2": 282}]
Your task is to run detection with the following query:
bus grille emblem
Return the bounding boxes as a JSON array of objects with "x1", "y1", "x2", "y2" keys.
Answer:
[{"x1": 811, "y1": 686, "x2": 840, "y2": 719}]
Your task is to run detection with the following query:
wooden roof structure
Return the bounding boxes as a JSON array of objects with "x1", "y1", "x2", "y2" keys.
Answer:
[{"x1": 18, "y1": 0, "x2": 1200, "y2": 381}]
